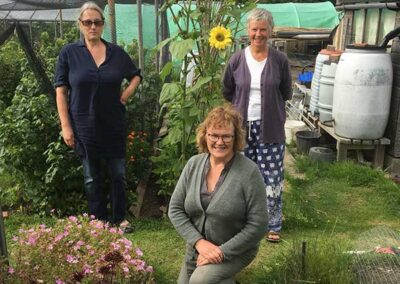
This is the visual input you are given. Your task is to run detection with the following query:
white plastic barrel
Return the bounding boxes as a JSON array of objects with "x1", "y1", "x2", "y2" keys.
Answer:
[
  {"x1": 309, "y1": 51, "x2": 329, "y2": 115},
  {"x1": 318, "y1": 61, "x2": 338, "y2": 124},
  {"x1": 310, "y1": 47, "x2": 341, "y2": 116},
  {"x1": 332, "y1": 46, "x2": 393, "y2": 139}
]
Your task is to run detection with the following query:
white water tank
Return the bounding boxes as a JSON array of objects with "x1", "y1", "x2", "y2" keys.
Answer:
[
  {"x1": 318, "y1": 61, "x2": 338, "y2": 124},
  {"x1": 332, "y1": 45, "x2": 393, "y2": 139},
  {"x1": 310, "y1": 46, "x2": 341, "y2": 116}
]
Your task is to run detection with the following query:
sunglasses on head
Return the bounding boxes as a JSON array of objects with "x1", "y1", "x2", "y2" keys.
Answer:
[{"x1": 80, "y1": 19, "x2": 105, "y2": 27}]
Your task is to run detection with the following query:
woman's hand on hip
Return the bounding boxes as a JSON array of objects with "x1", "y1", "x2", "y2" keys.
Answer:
[
  {"x1": 62, "y1": 125, "x2": 75, "y2": 148},
  {"x1": 195, "y1": 239, "x2": 224, "y2": 265}
]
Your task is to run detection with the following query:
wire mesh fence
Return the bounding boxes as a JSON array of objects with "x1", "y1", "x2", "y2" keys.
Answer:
[{"x1": 351, "y1": 226, "x2": 400, "y2": 284}]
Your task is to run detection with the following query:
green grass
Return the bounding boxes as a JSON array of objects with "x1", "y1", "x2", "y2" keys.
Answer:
[{"x1": 2, "y1": 154, "x2": 400, "y2": 283}]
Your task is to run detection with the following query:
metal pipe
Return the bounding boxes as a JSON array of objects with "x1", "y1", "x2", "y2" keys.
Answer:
[
  {"x1": 293, "y1": 34, "x2": 331, "y2": 40},
  {"x1": 137, "y1": 0, "x2": 144, "y2": 72},
  {"x1": 59, "y1": 0, "x2": 63, "y2": 39},
  {"x1": 336, "y1": 2, "x2": 400, "y2": 11}
]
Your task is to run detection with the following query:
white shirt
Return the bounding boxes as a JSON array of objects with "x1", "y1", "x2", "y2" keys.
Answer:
[{"x1": 245, "y1": 46, "x2": 267, "y2": 121}]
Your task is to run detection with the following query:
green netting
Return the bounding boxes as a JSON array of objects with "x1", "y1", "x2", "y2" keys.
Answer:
[
  {"x1": 258, "y1": 2, "x2": 339, "y2": 29},
  {"x1": 103, "y1": 4, "x2": 158, "y2": 48},
  {"x1": 102, "y1": 2, "x2": 340, "y2": 49}
]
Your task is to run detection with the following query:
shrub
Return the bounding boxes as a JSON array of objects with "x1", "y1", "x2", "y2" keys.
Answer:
[
  {"x1": 0, "y1": 94, "x2": 85, "y2": 215},
  {"x1": 0, "y1": 214, "x2": 154, "y2": 283},
  {"x1": 0, "y1": 39, "x2": 23, "y2": 107},
  {"x1": 126, "y1": 130, "x2": 153, "y2": 194}
]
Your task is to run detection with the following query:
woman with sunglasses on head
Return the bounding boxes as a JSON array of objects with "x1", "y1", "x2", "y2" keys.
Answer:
[
  {"x1": 54, "y1": 1, "x2": 141, "y2": 233},
  {"x1": 169, "y1": 105, "x2": 267, "y2": 284},
  {"x1": 222, "y1": 8, "x2": 292, "y2": 243}
]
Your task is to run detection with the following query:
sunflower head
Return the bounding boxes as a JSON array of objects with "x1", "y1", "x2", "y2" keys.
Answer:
[{"x1": 208, "y1": 26, "x2": 232, "y2": 50}]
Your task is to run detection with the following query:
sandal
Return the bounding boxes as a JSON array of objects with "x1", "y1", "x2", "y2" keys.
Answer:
[
  {"x1": 119, "y1": 220, "x2": 134, "y2": 234},
  {"x1": 266, "y1": 231, "x2": 281, "y2": 243}
]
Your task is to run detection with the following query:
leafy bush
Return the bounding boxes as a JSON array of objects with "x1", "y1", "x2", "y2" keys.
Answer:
[
  {"x1": 126, "y1": 130, "x2": 153, "y2": 195},
  {"x1": 0, "y1": 39, "x2": 23, "y2": 107},
  {"x1": 0, "y1": 29, "x2": 86, "y2": 216},
  {"x1": 0, "y1": 214, "x2": 154, "y2": 283},
  {"x1": 122, "y1": 39, "x2": 161, "y2": 142},
  {"x1": 0, "y1": 93, "x2": 85, "y2": 215}
]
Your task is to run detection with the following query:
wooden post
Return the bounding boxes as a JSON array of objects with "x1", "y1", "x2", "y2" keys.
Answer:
[
  {"x1": 0, "y1": 205, "x2": 7, "y2": 258},
  {"x1": 301, "y1": 241, "x2": 307, "y2": 279},
  {"x1": 137, "y1": 0, "x2": 144, "y2": 72},
  {"x1": 155, "y1": 0, "x2": 160, "y2": 72},
  {"x1": 160, "y1": 3, "x2": 170, "y2": 71},
  {"x1": 108, "y1": 0, "x2": 116, "y2": 44}
]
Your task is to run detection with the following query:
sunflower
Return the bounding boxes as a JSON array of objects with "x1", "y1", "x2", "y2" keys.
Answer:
[{"x1": 208, "y1": 26, "x2": 232, "y2": 50}]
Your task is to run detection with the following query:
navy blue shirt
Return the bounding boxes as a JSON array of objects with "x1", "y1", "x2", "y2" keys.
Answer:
[{"x1": 54, "y1": 39, "x2": 142, "y2": 158}]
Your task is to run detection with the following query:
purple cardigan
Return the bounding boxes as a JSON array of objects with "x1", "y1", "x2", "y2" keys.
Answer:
[{"x1": 222, "y1": 47, "x2": 292, "y2": 143}]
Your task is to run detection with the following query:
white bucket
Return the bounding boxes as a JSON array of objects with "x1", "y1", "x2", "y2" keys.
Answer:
[{"x1": 285, "y1": 120, "x2": 308, "y2": 144}]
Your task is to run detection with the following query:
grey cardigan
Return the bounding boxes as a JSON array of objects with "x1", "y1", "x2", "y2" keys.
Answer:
[
  {"x1": 168, "y1": 153, "x2": 267, "y2": 260},
  {"x1": 222, "y1": 47, "x2": 292, "y2": 143}
]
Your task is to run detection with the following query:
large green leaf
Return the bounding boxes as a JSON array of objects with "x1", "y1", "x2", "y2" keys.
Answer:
[
  {"x1": 153, "y1": 37, "x2": 173, "y2": 52},
  {"x1": 159, "y1": 83, "x2": 181, "y2": 105},
  {"x1": 187, "y1": 76, "x2": 212, "y2": 94},
  {"x1": 166, "y1": 127, "x2": 182, "y2": 145},
  {"x1": 159, "y1": 62, "x2": 172, "y2": 83},
  {"x1": 169, "y1": 39, "x2": 195, "y2": 60}
]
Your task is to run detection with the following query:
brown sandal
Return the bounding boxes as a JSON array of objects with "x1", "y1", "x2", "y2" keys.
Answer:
[{"x1": 266, "y1": 231, "x2": 281, "y2": 243}]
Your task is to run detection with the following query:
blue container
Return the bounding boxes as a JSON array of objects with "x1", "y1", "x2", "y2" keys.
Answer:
[{"x1": 298, "y1": 70, "x2": 313, "y2": 88}]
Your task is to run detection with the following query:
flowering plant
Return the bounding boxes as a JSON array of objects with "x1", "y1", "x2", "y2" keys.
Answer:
[
  {"x1": 208, "y1": 26, "x2": 232, "y2": 50},
  {"x1": 126, "y1": 130, "x2": 152, "y2": 188},
  {"x1": 153, "y1": 0, "x2": 257, "y2": 197},
  {"x1": 1, "y1": 214, "x2": 154, "y2": 283}
]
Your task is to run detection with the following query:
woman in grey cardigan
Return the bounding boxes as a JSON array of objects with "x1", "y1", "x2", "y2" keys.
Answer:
[{"x1": 169, "y1": 105, "x2": 267, "y2": 284}]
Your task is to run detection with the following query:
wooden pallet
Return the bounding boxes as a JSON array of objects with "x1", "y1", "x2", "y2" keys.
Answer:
[
  {"x1": 301, "y1": 109, "x2": 319, "y2": 129},
  {"x1": 318, "y1": 122, "x2": 390, "y2": 169}
]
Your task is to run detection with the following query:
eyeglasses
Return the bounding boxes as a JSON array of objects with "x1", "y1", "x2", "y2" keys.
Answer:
[
  {"x1": 80, "y1": 19, "x2": 105, "y2": 27},
  {"x1": 207, "y1": 133, "x2": 234, "y2": 143}
]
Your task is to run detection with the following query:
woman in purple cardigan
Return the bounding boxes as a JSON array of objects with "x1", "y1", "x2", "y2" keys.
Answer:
[{"x1": 222, "y1": 8, "x2": 292, "y2": 243}]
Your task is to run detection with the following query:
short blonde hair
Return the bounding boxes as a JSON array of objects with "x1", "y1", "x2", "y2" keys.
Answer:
[
  {"x1": 78, "y1": 1, "x2": 105, "y2": 22},
  {"x1": 196, "y1": 104, "x2": 246, "y2": 153}
]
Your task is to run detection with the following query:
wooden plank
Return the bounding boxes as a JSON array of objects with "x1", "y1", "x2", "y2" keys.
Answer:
[
  {"x1": 319, "y1": 122, "x2": 390, "y2": 145},
  {"x1": 318, "y1": 121, "x2": 390, "y2": 168}
]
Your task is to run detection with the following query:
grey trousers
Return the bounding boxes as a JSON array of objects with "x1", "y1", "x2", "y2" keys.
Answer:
[{"x1": 177, "y1": 246, "x2": 258, "y2": 284}]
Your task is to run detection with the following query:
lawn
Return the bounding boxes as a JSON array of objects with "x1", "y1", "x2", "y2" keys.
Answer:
[{"x1": 2, "y1": 153, "x2": 400, "y2": 283}]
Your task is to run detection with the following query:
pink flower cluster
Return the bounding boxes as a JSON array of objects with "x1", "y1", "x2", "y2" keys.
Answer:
[{"x1": 3, "y1": 214, "x2": 154, "y2": 283}]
